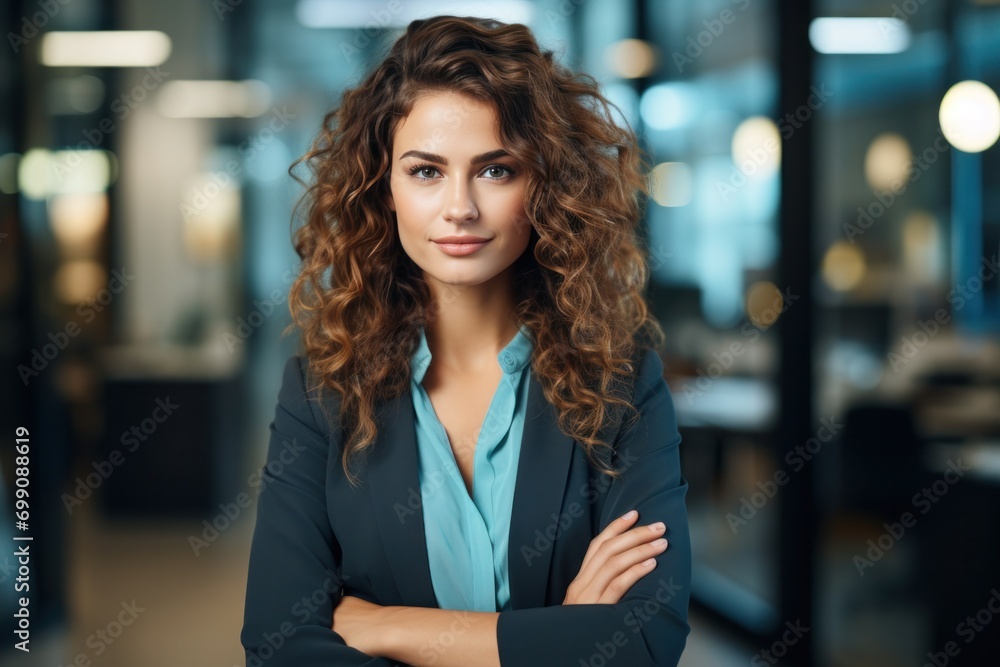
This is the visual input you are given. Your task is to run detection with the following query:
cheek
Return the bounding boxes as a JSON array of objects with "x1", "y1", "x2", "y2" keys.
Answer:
[
  {"x1": 394, "y1": 214, "x2": 421, "y2": 257},
  {"x1": 510, "y1": 210, "x2": 533, "y2": 247},
  {"x1": 394, "y1": 195, "x2": 428, "y2": 237},
  {"x1": 395, "y1": 189, "x2": 439, "y2": 225}
]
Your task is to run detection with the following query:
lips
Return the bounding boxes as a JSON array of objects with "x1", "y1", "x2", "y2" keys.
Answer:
[
  {"x1": 432, "y1": 236, "x2": 492, "y2": 244},
  {"x1": 432, "y1": 238, "x2": 492, "y2": 256}
]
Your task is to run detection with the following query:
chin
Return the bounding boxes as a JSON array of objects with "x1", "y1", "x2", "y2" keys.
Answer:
[
  {"x1": 424, "y1": 264, "x2": 502, "y2": 287},
  {"x1": 430, "y1": 272, "x2": 494, "y2": 287}
]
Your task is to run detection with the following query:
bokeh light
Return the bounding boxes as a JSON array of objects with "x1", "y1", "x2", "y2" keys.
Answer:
[{"x1": 939, "y1": 80, "x2": 1000, "y2": 153}]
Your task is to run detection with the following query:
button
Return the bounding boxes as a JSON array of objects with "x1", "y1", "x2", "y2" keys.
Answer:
[{"x1": 502, "y1": 352, "x2": 514, "y2": 366}]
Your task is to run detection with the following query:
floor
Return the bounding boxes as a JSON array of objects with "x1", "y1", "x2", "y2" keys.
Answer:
[{"x1": 3, "y1": 498, "x2": 755, "y2": 667}]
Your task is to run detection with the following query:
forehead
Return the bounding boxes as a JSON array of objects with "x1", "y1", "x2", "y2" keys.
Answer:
[{"x1": 393, "y1": 91, "x2": 501, "y2": 153}]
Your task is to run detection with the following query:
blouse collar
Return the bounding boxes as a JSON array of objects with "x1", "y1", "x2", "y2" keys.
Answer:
[{"x1": 411, "y1": 323, "x2": 533, "y2": 385}]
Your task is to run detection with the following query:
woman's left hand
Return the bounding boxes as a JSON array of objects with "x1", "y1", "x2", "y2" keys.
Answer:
[{"x1": 331, "y1": 594, "x2": 387, "y2": 656}]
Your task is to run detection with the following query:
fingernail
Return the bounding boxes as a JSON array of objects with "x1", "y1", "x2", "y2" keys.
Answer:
[
  {"x1": 623, "y1": 510, "x2": 636, "y2": 519},
  {"x1": 649, "y1": 522, "x2": 665, "y2": 532}
]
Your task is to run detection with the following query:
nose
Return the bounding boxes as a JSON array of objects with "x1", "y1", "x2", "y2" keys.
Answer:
[{"x1": 443, "y1": 177, "x2": 478, "y2": 223}]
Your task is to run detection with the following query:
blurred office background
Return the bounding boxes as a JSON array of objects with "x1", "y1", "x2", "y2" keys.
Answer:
[{"x1": 1, "y1": 0, "x2": 999, "y2": 665}]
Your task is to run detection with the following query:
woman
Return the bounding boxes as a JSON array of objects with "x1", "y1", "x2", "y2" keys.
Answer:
[{"x1": 241, "y1": 14, "x2": 691, "y2": 667}]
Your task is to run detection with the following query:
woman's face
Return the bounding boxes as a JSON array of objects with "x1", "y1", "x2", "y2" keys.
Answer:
[{"x1": 387, "y1": 91, "x2": 531, "y2": 290}]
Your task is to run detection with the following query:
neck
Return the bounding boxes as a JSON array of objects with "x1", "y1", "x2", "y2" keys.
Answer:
[{"x1": 422, "y1": 270, "x2": 520, "y2": 374}]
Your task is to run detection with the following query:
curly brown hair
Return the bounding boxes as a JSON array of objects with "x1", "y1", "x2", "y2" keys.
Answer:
[{"x1": 284, "y1": 14, "x2": 665, "y2": 489}]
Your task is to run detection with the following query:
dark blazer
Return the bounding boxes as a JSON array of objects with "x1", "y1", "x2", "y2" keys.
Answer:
[{"x1": 241, "y1": 346, "x2": 691, "y2": 667}]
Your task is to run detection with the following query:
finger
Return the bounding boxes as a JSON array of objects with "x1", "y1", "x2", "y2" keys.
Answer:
[
  {"x1": 578, "y1": 518, "x2": 666, "y2": 585},
  {"x1": 580, "y1": 511, "x2": 640, "y2": 568},
  {"x1": 574, "y1": 529, "x2": 668, "y2": 604},
  {"x1": 565, "y1": 515, "x2": 641, "y2": 605},
  {"x1": 598, "y1": 554, "x2": 662, "y2": 604},
  {"x1": 589, "y1": 534, "x2": 667, "y2": 598}
]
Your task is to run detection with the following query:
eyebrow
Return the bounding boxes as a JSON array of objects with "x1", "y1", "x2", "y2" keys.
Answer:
[{"x1": 398, "y1": 148, "x2": 512, "y2": 165}]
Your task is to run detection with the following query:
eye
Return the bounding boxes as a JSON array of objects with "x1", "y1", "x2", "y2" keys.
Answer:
[
  {"x1": 483, "y1": 164, "x2": 515, "y2": 180},
  {"x1": 407, "y1": 164, "x2": 439, "y2": 181}
]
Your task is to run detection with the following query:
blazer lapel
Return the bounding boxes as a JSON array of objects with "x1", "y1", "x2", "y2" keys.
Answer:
[
  {"x1": 367, "y1": 370, "x2": 576, "y2": 611},
  {"x1": 367, "y1": 388, "x2": 440, "y2": 608},
  {"x1": 506, "y1": 369, "x2": 577, "y2": 610}
]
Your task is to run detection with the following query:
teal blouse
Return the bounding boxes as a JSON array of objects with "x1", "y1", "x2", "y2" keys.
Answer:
[{"x1": 410, "y1": 323, "x2": 534, "y2": 612}]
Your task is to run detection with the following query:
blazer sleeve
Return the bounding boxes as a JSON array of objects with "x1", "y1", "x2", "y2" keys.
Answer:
[
  {"x1": 495, "y1": 347, "x2": 692, "y2": 667},
  {"x1": 241, "y1": 355, "x2": 402, "y2": 667}
]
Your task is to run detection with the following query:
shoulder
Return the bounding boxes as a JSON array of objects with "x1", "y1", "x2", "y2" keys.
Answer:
[
  {"x1": 634, "y1": 346, "x2": 665, "y2": 387},
  {"x1": 624, "y1": 346, "x2": 680, "y2": 447},
  {"x1": 276, "y1": 354, "x2": 334, "y2": 439},
  {"x1": 630, "y1": 346, "x2": 670, "y2": 407}
]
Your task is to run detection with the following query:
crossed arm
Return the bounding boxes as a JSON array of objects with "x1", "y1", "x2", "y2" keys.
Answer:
[
  {"x1": 242, "y1": 350, "x2": 690, "y2": 667},
  {"x1": 331, "y1": 600, "x2": 501, "y2": 667}
]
